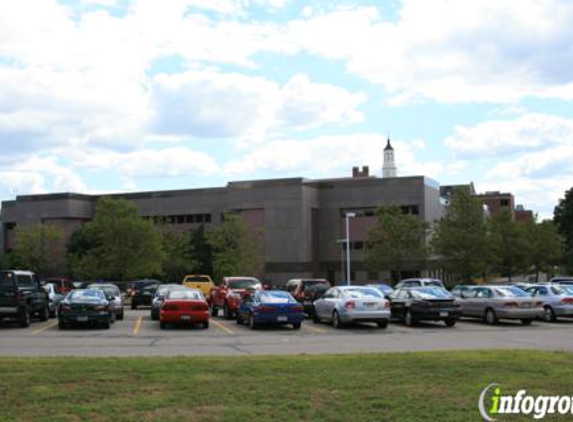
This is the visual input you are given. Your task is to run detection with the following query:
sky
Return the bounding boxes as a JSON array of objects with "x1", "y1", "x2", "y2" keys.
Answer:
[{"x1": 0, "y1": 0, "x2": 572, "y2": 218}]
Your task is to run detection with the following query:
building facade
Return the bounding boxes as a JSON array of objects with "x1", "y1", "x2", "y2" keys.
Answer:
[{"x1": 1, "y1": 172, "x2": 444, "y2": 285}]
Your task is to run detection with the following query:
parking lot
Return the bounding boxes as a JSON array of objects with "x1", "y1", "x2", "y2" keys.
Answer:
[{"x1": 1, "y1": 309, "x2": 573, "y2": 357}]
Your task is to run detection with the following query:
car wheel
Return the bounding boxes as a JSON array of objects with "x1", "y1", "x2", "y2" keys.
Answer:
[
  {"x1": 332, "y1": 311, "x2": 343, "y2": 329},
  {"x1": 39, "y1": 305, "x2": 49, "y2": 322},
  {"x1": 18, "y1": 307, "x2": 31, "y2": 328},
  {"x1": 405, "y1": 310, "x2": 415, "y2": 327},
  {"x1": 151, "y1": 311, "x2": 158, "y2": 321},
  {"x1": 49, "y1": 308, "x2": 56, "y2": 319},
  {"x1": 248, "y1": 313, "x2": 257, "y2": 329},
  {"x1": 160, "y1": 321, "x2": 166, "y2": 329},
  {"x1": 485, "y1": 308, "x2": 498, "y2": 325},
  {"x1": 444, "y1": 319, "x2": 456, "y2": 327},
  {"x1": 202, "y1": 321, "x2": 209, "y2": 329},
  {"x1": 102, "y1": 320, "x2": 110, "y2": 329},
  {"x1": 131, "y1": 303, "x2": 137, "y2": 310},
  {"x1": 211, "y1": 305, "x2": 218, "y2": 317},
  {"x1": 521, "y1": 319, "x2": 533, "y2": 326},
  {"x1": 377, "y1": 320, "x2": 388, "y2": 329},
  {"x1": 292, "y1": 322, "x2": 301, "y2": 330},
  {"x1": 312, "y1": 309, "x2": 320, "y2": 324},
  {"x1": 117, "y1": 311, "x2": 124, "y2": 321},
  {"x1": 58, "y1": 319, "x2": 66, "y2": 330},
  {"x1": 543, "y1": 306, "x2": 556, "y2": 322},
  {"x1": 236, "y1": 314, "x2": 243, "y2": 325}
]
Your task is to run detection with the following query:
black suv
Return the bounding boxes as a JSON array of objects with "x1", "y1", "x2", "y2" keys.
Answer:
[
  {"x1": 130, "y1": 279, "x2": 160, "y2": 309},
  {"x1": 0, "y1": 270, "x2": 50, "y2": 327}
]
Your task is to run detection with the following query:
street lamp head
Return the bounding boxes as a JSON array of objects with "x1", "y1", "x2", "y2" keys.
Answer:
[{"x1": 346, "y1": 212, "x2": 356, "y2": 218}]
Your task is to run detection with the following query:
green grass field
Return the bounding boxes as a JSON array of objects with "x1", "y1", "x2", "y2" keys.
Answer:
[{"x1": 0, "y1": 350, "x2": 572, "y2": 421}]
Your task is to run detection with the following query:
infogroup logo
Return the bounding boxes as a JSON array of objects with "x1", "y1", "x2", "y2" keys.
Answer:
[{"x1": 479, "y1": 383, "x2": 573, "y2": 421}]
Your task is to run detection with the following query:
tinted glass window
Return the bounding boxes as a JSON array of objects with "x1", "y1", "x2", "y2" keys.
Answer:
[
  {"x1": 135, "y1": 280, "x2": 159, "y2": 289},
  {"x1": 342, "y1": 288, "x2": 383, "y2": 299},
  {"x1": 425, "y1": 280, "x2": 444, "y2": 287},
  {"x1": 69, "y1": 290, "x2": 104, "y2": 302},
  {"x1": 260, "y1": 291, "x2": 295, "y2": 303},
  {"x1": 16, "y1": 275, "x2": 34, "y2": 287},
  {"x1": 228, "y1": 279, "x2": 261, "y2": 290},
  {"x1": 0, "y1": 272, "x2": 15, "y2": 287},
  {"x1": 537, "y1": 287, "x2": 549, "y2": 295},
  {"x1": 493, "y1": 287, "x2": 528, "y2": 297},
  {"x1": 168, "y1": 290, "x2": 203, "y2": 300},
  {"x1": 410, "y1": 288, "x2": 452, "y2": 299},
  {"x1": 185, "y1": 276, "x2": 211, "y2": 283},
  {"x1": 475, "y1": 288, "x2": 491, "y2": 298}
]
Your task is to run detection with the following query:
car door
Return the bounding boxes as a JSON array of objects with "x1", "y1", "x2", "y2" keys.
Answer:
[
  {"x1": 534, "y1": 286, "x2": 551, "y2": 306},
  {"x1": 473, "y1": 287, "x2": 492, "y2": 316},
  {"x1": 458, "y1": 288, "x2": 476, "y2": 316},
  {"x1": 314, "y1": 288, "x2": 333, "y2": 319}
]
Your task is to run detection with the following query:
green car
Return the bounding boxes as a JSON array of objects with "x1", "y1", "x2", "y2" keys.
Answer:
[{"x1": 58, "y1": 289, "x2": 112, "y2": 329}]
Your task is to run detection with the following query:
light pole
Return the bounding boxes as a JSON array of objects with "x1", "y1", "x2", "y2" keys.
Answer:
[
  {"x1": 336, "y1": 239, "x2": 345, "y2": 285},
  {"x1": 345, "y1": 212, "x2": 356, "y2": 285}
]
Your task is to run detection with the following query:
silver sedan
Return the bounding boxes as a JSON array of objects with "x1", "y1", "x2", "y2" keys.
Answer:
[
  {"x1": 525, "y1": 284, "x2": 573, "y2": 322},
  {"x1": 457, "y1": 285, "x2": 543, "y2": 325},
  {"x1": 313, "y1": 286, "x2": 391, "y2": 328}
]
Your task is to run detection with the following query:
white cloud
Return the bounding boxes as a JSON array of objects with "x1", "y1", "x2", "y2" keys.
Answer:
[
  {"x1": 224, "y1": 133, "x2": 442, "y2": 178},
  {"x1": 285, "y1": 1, "x2": 573, "y2": 103},
  {"x1": 151, "y1": 70, "x2": 365, "y2": 143},
  {"x1": 444, "y1": 113, "x2": 573, "y2": 158}
]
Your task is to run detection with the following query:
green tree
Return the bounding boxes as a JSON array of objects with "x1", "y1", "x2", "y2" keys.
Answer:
[
  {"x1": 431, "y1": 187, "x2": 489, "y2": 282},
  {"x1": 159, "y1": 228, "x2": 197, "y2": 283},
  {"x1": 554, "y1": 187, "x2": 573, "y2": 272},
  {"x1": 11, "y1": 223, "x2": 64, "y2": 277},
  {"x1": 67, "y1": 197, "x2": 163, "y2": 280},
  {"x1": 522, "y1": 219, "x2": 563, "y2": 281},
  {"x1": 207, "y1": 214, "x2": 263, "y2": 282},
  {"x1": 189, "y1": 224, "x2": 213, "y2": 276},
  {"x1": 488, "y1": 209, "x2": 529, "y2": 281},
  {"x1": 365, "y1": 206, "x2": 428, "y2": 282}
]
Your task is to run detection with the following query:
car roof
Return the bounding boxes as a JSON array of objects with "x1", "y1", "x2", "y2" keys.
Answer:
[
  {"x1": 224, "y1": 277, "x2": 260, "y2": 281},
  {"x1": 88, "y1": 284, "x2": 119, "y2": 288},
  {"x1": 1, "y1": 270, "x2": 35, "y2": 276}
]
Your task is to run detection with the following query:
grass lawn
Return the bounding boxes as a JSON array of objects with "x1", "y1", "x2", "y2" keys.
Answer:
[{"x1": 0, "y1": 350, "x2": 572, "y2": 421}]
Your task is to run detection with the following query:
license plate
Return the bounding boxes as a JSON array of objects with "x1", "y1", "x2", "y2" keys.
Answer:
[
  {"x1": 77, "y1": 316, "x2": 88, "y2": 322},
  {"x1": 364, "y1": 302, "x2": 376, "y2": 308},
  {"x1": 439, "y1": 312, "x2": 448, "y2": 317},
  {"x1": 277, "y1": 316, "x2": 288, "y2": 322},
  {"x1": 181, "y1": 315, "x2": 191, "y2": 321},
  {"x1": 522, "y1": 303, "x2": 531, "y2": 308}
]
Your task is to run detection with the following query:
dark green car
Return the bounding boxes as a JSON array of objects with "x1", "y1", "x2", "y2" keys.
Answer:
[
  {"x1": 0, "y1": 270, "x2": 50, "y2": 327},
  {"x1": 58, "y1": 289, "x2": 112, "y2": 329}
]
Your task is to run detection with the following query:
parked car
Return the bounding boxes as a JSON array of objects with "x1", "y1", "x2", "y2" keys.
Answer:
[
  {"x1": 285, "y1": 278, "x2": 331, "y2": 315},
  {"x1": 550, "y1": 277, "x2": 573, "y2": 286},
  {"x1": 44, "y1": 278, "x2": 75, "y2": 295},
  {"x1": 87, "y1": 284, "x2": 124, "y2": 320},
  {"x1": 151, "y1": 284, "x2": 188, "y2": 320},
  {"x1": 159, "y1": 289, "x2": 209, "y2": 329},
  {"x1": 389, "y1": 287, "x2": 460, "y2": 327},
  {"x1": 237, "y1": 290, "x2": 305, "y2": 329},
  {"x1": 210, "y1": 277, "x2": 262, "y2": 319},
  {"x1": 366, "y1": 283, "x2": 394, "y2": 298},
  {"x1": 0, "y1": 270, "x2": 50, "y2": 327},
  {"x1": 457, "y1": 286, "x2": 543, "y2": 325},
  {"x1": 130, "y1": 279, "x2": 160, "y2": 309},
  {"x1": 58, "y1": 289, "x2": 112, "y2": 329},
  {"x1": 510, "y1": 282, "x2": 536, "y2": 291},
  {"x1": 395, "y1": 278, "x2": 445, "y2": 289},
  {"x1": 182, "y1": 275, "x2": 215, "y2": 299},
  {"x1": 313, "y1": 286, "x2": 391, "y2": 329},
  {"x1": 525, "y1": 284, "x2": 573, "y2": 322},
  {"x1": 44, "y1": 283, "x2": 64, "y2": 318},
  {"x1": 450, "y1": 285, "x2": 473, "y2": 298}
]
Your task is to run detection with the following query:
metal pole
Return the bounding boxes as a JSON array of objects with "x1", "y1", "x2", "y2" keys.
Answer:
[{"x1": 346, "y1": 215, "x2": 351, "y2": 286}]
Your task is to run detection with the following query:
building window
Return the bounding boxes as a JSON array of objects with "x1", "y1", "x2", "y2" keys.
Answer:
[
  {"x1": 177, "y1": 215, "x2": 185, "y2": 224},
  {"x1": 500, "y1": 199, "x2": 510, "y2": 207}
]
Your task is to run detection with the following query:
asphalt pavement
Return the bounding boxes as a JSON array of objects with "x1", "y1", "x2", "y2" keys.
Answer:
[{"x1": 0, "y1": 309, "x2": 572, "y2": 357}]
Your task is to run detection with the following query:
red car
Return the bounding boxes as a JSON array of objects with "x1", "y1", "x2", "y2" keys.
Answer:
[
  {"x1": 210, "y1": 277, "x2": 262, "y2": 319},
  {"x1": 159, "y1": 289, "x2": 210, "y2": 329}
]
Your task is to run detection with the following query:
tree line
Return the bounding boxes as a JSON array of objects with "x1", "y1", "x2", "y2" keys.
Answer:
[
  {"x1": 366, "y1": 187, "x2": 570, "y2": 283},
  {"x1": 2, "y1": 197, "x2": 262, "y2": 282}
]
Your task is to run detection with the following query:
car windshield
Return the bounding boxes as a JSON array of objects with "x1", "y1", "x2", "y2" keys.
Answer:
[
  {"x1": 368, "y1": 284, "x2": 393, "y2": 293},
  {"x1": 157, "y1": 285, "x2": 185, "y2": 296},
  {"x1": 69, "y1": 290, "x2": 104, "y2": 302},
  {"x1": 185, "y1": 276, "x2": 211, "y2": 283},
  {"x1": 493, "y1": 287, "x2": 529, "y2": 297},
  {"x1": 0, "y1": 272, "x2": 14, "y2": 287},
  {"x1": 259, "y1": 291, "x2": 295, "y2": 303},
  {"x1": 410, "y1": 288, "x2": 452, "y2": 299},
  {"x1": 342, "y1": 288, "x2": 383, "y2": 299},
  {"x1": 88, "y1": 286, "x2": 119, "y2": 297},
  {"x1": 228, "y1": 279, "x2": 260, "y2": 289},
  {"x1": 135, "y1": 281, "x2": 159, "y2": 290},
  {"x1": 168, "y1": 290, "x2": 203, "y2": 300}
]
